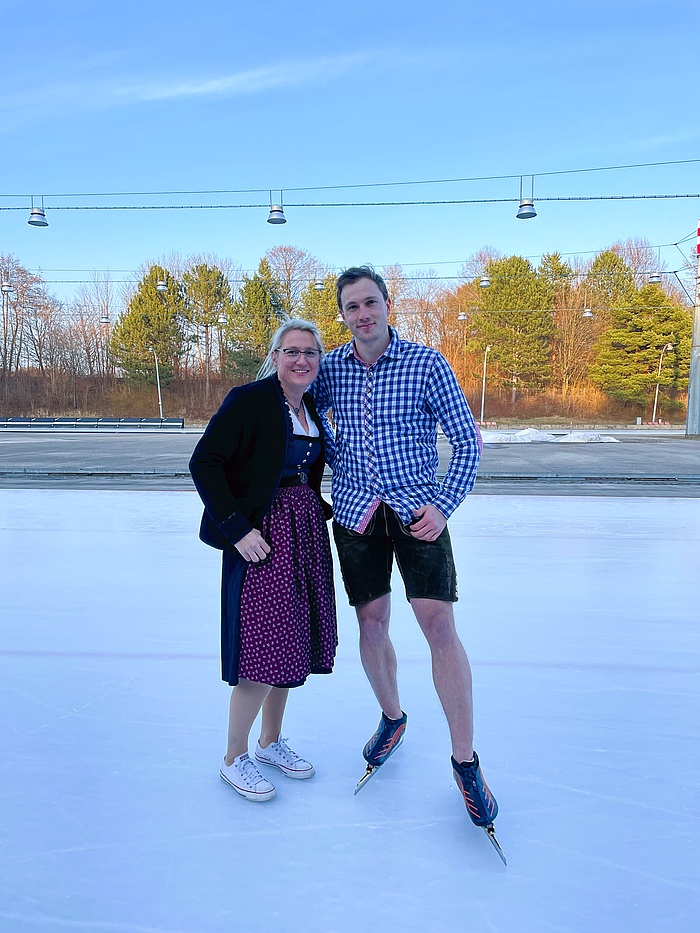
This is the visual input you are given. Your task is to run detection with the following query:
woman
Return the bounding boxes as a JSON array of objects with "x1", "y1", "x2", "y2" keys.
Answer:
[{"x1": 189, "y1": 319, "x2": 337, "y2": 802}]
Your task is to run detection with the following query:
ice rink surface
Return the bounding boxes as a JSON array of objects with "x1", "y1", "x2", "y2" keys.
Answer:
[{"x1": 0, "y1": 489, "x2": 698, "y2": 933}]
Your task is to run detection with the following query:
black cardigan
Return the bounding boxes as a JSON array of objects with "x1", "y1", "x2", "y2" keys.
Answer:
[{"x1": 189, "y1": 376, "x2": 331, "y2": 550}]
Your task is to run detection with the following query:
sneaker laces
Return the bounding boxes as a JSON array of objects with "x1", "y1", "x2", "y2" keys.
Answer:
[
  {"x1": 239, "y1": 754, "x2": 268, "y2": 786},
  {"x1": 271, "y1": 737, "x2": 301, "y2": 765}
]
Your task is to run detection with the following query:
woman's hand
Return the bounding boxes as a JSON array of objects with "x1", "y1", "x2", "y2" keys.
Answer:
[{"x1": 234, "y1": 529, "x2": 271, "y2": 563}]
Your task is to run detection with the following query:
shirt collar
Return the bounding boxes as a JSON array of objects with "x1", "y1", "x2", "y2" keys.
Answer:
[{"x1": 342, "y1": 326, "x2": 402, "y2": 363}]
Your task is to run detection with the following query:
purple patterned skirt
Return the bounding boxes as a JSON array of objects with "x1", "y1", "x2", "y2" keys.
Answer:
[{"x1": 221, "y1": 484, "x2": 337, "y2": 688}]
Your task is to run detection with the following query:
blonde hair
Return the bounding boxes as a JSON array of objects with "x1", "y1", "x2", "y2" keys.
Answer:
[{"x1": 256, "y1": 318, "x2": 325, "y2": 379}]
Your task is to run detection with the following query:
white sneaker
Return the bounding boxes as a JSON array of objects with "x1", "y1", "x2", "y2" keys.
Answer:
[
  {"x1": 220, "y1": 753, "x2": 276, "y2": 801},
  {"x1": 255, "y1": 735, "x2": 315, "y2": 779}
]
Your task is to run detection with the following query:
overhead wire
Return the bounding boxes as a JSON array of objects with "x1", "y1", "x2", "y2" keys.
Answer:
[{"x1": 2, "y1": 157, "x2": 699, "y2": 199}]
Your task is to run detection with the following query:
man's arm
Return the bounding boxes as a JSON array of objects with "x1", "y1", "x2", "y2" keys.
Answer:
[
  {"x1": 308, "y1": 367, "x2": 337, "y2": 467},
  {"x1": 424, "y1": 352, "x2": 482, "y2": 520}
]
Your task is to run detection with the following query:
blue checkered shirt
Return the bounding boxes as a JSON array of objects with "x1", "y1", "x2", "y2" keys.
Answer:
[{"x1": 311, "y1": 328, "x2": 482, "y2": 531}]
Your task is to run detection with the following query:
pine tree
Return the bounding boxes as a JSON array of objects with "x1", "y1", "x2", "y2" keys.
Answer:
[
  {"x1": 471, "y1": 256, "x2": 554, "y2": 402},
  {"x1": 224, "y1": 258, "x2": 285, "y2": 380},
  {"x1": 589, "y1": 283, "x2": 692, "y2": 410},
  {"x1": 109, "y1": 266, "x2": 184, "y2": 385},
  {"x1": 586, "y1": 250, "x2": 636, "y2": 310},
  {"x1": 298, "y1": 273, "x2": 347, "y2": 351},
  {"x1": 182, "y1": 263, "x2": 233, "y2": 395}
]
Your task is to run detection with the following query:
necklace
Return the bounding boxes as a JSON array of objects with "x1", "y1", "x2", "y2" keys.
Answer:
[{"x1": 283, "y1": 395, "x2": 303, "y2": 416}]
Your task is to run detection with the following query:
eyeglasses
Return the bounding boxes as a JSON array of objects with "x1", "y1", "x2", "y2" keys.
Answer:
[{"x1": 277, "y1": 348, "x2": 320, "y2": 360}]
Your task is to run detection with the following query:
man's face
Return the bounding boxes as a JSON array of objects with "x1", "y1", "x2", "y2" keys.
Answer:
[{"x1": 339, "y1": 278, "x2": 391, "y2": 351}]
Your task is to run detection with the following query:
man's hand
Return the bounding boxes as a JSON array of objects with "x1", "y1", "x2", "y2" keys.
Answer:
[
  {"x1": 234, "y1": 529, "x2": 271, "y2": 563},
  {"x1": 409, "y1": 504, "x2": 447, "y2": 542}
]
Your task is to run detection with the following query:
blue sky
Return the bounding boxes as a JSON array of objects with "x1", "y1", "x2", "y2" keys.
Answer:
[{"x1": 2, "y1": 0, "x2": 699, "y2": 300}]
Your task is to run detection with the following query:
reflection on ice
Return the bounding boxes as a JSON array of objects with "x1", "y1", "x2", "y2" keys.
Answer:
[{"x1": 0, "y1": 489, "x2": 698, "y2": 933}]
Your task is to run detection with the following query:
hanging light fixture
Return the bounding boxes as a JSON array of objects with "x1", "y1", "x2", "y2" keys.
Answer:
[
  {"x1": 156, "y1": 278, "x2": 168, "y2": 293},
  {"x1": 28, "y1": 196, "x2": 49, "y2": 227},
  {"x1": 314, "y1": 276, "x2": 325, "y2": 291},
  {"x1": 649, "y1": 247, "x2": 662, "y2": 284},
  {"x1": 457, "y1": 310, "x2": 467, "y2": 321},
  {"x1": 267, "y1": 191, "x2": 286, "y2": 225},
  {"x1": 582, "y1": 309, "x2": 594, "y2": 318},
  {"x1": 479, "y1": 275, "x2": 491, "y2": 288},
  {"x1": 516, "y1": 176, "x2": 537, "y2": 219},
  {"x1": 1, "y1": 279, "x2": 12, "y2": 294},
  {"x1": 100, "y1": 313, "x2": 111, "y2": 325}
]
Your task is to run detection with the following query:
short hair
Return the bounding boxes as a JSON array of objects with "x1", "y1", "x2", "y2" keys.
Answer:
[
  {"x1": 256, "y1": 318, "x2": 325, "y2": 380},
  {"x1": 335, "y1": 265, "x2": 389, "y2": 310}
]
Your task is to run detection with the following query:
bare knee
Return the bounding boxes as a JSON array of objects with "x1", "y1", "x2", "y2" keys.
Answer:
[
  {"x1": 411, "y1": 599, "x2": 459, "y2": 648},
  {"x1": 356, "y1": 595, "x2": 391, "y2": 641}
]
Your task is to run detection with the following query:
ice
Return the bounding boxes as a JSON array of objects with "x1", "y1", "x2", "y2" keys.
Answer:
[{"x1": 0, "y1": 488, "x2": 698, "y2": 933}]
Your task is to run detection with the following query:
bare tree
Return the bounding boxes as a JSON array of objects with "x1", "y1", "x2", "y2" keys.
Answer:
[
  {"x1": 265, "y1": 245, "x2": 318, "y2": 314},
  {"x1": 380, "y1": 264, "x2": 408, "y2": 325},
  {"x1": 69, "y1": 273, "x2": 117, "y2": 377},
  {"x1": 1, "y1": 255, "x2": 44, "y2": 382},
  {"x1": 608, "y1": 237, "x2": 660, "y2": 289},
  {"x1": 459, "y1": 246, "x2": 503, "y2": 282},
  {"x1": 397, "y1": 270, "x2": 444, "y2": 346}
]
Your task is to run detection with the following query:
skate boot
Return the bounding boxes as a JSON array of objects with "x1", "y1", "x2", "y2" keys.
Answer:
[
  {"x1": 451, "y1": 751, "x2": 498, "y2": 826},
  {"x1": 363, "y1": 711, "x2": 407, "y2": 766}
]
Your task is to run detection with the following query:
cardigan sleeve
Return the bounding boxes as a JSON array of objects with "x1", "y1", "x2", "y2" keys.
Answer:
[{"x1": 189, "y1": 387, "x2": 257, "y2": 547}]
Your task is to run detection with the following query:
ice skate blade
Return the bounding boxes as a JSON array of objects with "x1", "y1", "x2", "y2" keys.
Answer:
[
  {"x1": 484, "y1": 824, "x2": 507, "y2": 866},
  {"x1": 353, "y1": 764, "x2": 380, "y2": 795},
  {"x1": 353, "y1": 732, "x2": 404, "y2": 795}
]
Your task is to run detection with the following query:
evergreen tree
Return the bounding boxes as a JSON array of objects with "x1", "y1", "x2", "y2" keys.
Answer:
[
  {"x1": 224, "y1": 258, "x2": 285, "y2": 380},
  {"x1": 182, "y1": 262, "x2": 233, "y2": 394},
  {"x1": 586, "y1": 250, "x2": 636, "y2": 309},
  {"x1": 589, "y1": 283, "x2": 692, "y2": 409},
  {"x1": 298, "y1": 273, "x2": 347, "y2": 351},
  {"x1": 471, "y1": 256, "x2": 554, "y2": 401},
  {"x1": 109, "y1": 266, "x2": 183, "y2": 385}
]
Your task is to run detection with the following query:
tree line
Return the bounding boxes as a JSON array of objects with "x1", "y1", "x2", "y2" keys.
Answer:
[{"x1": 0, "y1": 240, "x2": 693, "y2": 422}]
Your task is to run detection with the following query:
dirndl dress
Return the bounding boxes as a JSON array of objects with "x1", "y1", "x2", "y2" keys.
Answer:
[{"x1": 220, "y1": 433, "x2": 337, "y2": 688}]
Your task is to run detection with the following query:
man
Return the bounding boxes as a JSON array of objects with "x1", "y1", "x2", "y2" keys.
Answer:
[{"x1": 312, "y1": 265, "x2": 498, "y2": 829}]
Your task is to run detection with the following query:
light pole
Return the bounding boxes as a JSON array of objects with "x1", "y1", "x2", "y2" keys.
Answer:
[
  {"x1": 148, "y1": 346, "x2": 164, "y2": 420},
  {"x1": 100, "y1": 313, "x2": 111, "y2": 395},
  {"x1": 686, "y1": 220, "x2": 700, "y2": 435},
  {"x1": 1, "y1": 278, "x2": 13, "y2": 402},
  {"x1": 652, "y1": 343, "x2": 674, "y2": 424},
  {"x1": 457, "y1": 308, "x2": 468, "y2": 385},
  {"x1": 480, "y1": 345, "x2": 492, "y2": 424}
]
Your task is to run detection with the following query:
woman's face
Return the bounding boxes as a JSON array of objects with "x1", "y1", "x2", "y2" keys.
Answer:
[{"x1": 272, "y1": 329, "x2": 321, "y2": 396}]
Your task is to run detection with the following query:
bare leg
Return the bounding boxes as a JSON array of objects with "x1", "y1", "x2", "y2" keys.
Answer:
[
  {"x1": 258, "y1": 687, "x2": 290, "y2": 748},
  {"x1": 356, "y1": 594, "x2": 402, "y2": 720},
  {"x1": 225, "y1": 678, "x2": 272, "y2": 764},
  {"x1": 411, "y1": 598, "x2": 474, "y2": 762}
]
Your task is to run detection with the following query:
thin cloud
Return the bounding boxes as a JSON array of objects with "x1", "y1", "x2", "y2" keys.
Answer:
[
  {"x1": 0, "y1": 49, "x2": 453, "y2": 131},
  {"x1": 117, "y1": 54, "x2": 374, "y2": 102}
]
